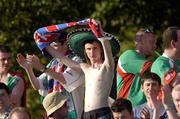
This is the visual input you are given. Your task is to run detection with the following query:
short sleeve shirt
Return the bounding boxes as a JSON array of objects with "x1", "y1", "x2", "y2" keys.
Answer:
[
  {"x1": 117, "y1": 50, "x2": 152, "y2": 107},
  {"x1": 151, "y1": 54, "x2": 180, "y2": 85}
]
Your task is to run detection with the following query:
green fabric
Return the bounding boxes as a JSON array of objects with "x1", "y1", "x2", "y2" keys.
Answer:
[
  {"x1": 116, "y1": 73, "x2": 124, "y2": 96},
  {"x1": 40, "y1": 96, "x2": 45, "y2": 104},
  {"x1": 116, "y1": 50, "x2": 148, "y2": 107},
  {"x1": 120, "y1": 50, "x2": 147, "y2": 74},
  {"x1": 128, "y1": 75, "x2": 146, "y2": 107},
  {"x1": 151, "y1": 56, "x2": 180, "y2": 84},
  {"x1": 7, "y1": 75, "x2": 19, "y2": 91},
  {"x1": 175, "y1": 59, "x2": 180, "y2": 72},
  {"x1": 65, "y1": 111, "x2": 77, "y2": 119}
]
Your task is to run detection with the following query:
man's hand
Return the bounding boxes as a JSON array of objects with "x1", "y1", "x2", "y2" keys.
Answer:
[
  {"x1": 16, "y1": 53, "x2": 31, "y2": 70},
  {"x1": 26, "y1": 54, "x2": 45, "y2": 71},
  {"x1": 149, "y1": 88, "x2": 161, "y2": 111},
  {"x1": 89, "y1": 19, "x2": 104, "y2": 38},
  {"x1": 140, "y1": 107, "x2": 150, "y2": 119},
  {"x1": 162, "y1": 85, "x2": 172, "y2": 109}
]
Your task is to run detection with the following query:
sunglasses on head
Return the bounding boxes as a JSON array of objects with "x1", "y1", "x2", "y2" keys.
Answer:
[{"x1": 143, "y1": 29, "x2": 154, "y2": 33}]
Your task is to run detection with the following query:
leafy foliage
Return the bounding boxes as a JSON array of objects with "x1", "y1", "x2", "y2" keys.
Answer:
[{"x1": 0, "y1": 0, "x2": 179, "y2": 118}]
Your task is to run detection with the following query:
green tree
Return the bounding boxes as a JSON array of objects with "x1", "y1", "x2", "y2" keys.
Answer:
[{"x1": 0, "y1": 0, "x2": 179, "y2": 118}]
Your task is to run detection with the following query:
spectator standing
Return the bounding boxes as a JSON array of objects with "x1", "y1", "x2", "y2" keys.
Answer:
[
  {"x1": 151, "y1": 26, "x2": 180, "y2": 88},
  {"x1": 33, "y1": 19, "x2": 120, "y2": 119},
  {"x1": 17, "y1": 19, "x2": 92, "y2": 118},
  {"x1": 116, "y1": 28, "x2": 157, "y2": 107},
  {"x1": 0, "y1": 45, "x2": 25, "y2": 107}
]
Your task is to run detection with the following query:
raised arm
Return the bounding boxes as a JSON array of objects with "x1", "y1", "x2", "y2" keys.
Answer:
[
  {"x1": 17, "y1": 53, "x2": 66, "y2": 89},
  {"x1": 171, "y1": 72, "x2": 180, "y2": 88},
  {"x1": 44, "y1": 45, "x2": 82, "y2": 69},
  {"x1": 16, "y1": 53, "x2": 40, "y2": 90},
  {"x1": 89, "y1": 19, "x2": 114, "y2": 69},
  {"x1": 99, "y1": 38, "x2": 114, "y2": 68},
  {"x1": 149, "y1": 88, "x2": 161, "y2": 119},
  {"x1": 25, "y1": 54, "x2": 67, "y2": 84},
  {"x1": 162, "y1": 85, "x2": 179, "y2": 119}
]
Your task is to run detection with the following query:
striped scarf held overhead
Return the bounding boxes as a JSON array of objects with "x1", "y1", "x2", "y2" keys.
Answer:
[
  {"x1": 34, "y1": 19, "x2": 90, "y2": 51},
  {"x1": 34, "y1": 18, "x2": 103, "y2": 52}
]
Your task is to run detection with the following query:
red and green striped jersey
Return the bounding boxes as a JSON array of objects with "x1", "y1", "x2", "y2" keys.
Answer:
[{"x1": 116, "y1": 50, "x2": 152, "y2": 107}]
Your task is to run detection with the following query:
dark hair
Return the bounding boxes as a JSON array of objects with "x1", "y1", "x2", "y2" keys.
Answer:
[
  {"x1": 111, "y1": 98, "x2": 133, "y2": 114},
  {"x1": 9, "y1": 107, "x2": 31, "y2": 119},
  {"x1": 163, "y1": 26, "x2": 180, "y2": 49},
  {"x1": 43, "y1": 31, "x2": 68, "y2": 58},
  {"x1": 0, "y1": 82, "x2": 10, "y2": 94},
  {"x1": 0, "y1": 44, "x2": 10, "y2": 53},
  {"x1": 54, "y1": 31, "x2": 68, "y2": 45},
  {"x1": 48, "y1": 102, "x2": 67, "y2": 118},
  {"x1": 141, "y1": 71, "x2": 161, "y2": 86}
]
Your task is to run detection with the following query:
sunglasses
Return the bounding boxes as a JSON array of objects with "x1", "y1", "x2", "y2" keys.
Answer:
[{"x1": 143, "y1": 29, "x2": 154, "y2": 33}]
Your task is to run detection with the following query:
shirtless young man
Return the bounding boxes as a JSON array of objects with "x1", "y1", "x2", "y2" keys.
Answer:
[{"x1": 30, "y1": 19, "x2": 120, "y2": 119}]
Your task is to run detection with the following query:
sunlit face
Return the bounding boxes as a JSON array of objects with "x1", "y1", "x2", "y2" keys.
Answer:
[
  {"x1": 0, "y1": 89, "x2": 10, "y2": 111},
  {"x1": 10, "y1": 112, "x2": 30, "y2": 119},
  {"x1": 112, "y1": 110, "x2": 133, "y2": 119},
  {"x1": 84, "y1": 41, "x2": 102, "y2": 63},
  {"x1": 0, "y1": 51, "x2": 11, "y2": 73},
  {"x1": 141, "y1": 33, "x2": 157, "y2": 56},
  {"x1": 172, "y1": 90, "x2": 180, "y2": 113},
  {"x1": 50, "y1": 41, "x2": 68, "y2": 54},
  {"x1": 142, "y1": 79, "x2": 160, "y2": 99}
]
